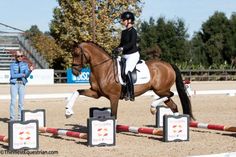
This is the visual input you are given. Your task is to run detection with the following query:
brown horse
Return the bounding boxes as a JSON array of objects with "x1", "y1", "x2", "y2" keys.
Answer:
[{"x1": 65, "y1": 41, "x2": 195, "y2": 120}]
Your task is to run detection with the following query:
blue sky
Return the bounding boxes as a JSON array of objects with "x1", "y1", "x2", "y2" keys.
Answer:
[
  {"x1": 0, "y1": 0, "x2": 236, "y2": 37},
  {"x1": 141, "y1": 0, "x2": 236, "y2": 37}
]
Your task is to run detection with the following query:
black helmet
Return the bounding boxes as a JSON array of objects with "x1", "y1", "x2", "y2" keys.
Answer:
[{"x1": 121, "y1": 11, "x2": 135, "y2": 22}]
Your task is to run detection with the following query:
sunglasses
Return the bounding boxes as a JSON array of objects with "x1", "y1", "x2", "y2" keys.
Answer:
[{"x1": 16, "y1": 55, "x2": 23, "y2": 58}]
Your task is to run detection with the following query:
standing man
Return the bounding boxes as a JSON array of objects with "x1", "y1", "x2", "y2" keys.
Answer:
[{"x1": 9, "y1": 51, "x2": 34, "y2": 121}]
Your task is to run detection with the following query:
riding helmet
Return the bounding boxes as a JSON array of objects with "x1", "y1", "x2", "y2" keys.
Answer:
[{"x1": 121, "y1": 11, "x2": 135, "y2": 22}]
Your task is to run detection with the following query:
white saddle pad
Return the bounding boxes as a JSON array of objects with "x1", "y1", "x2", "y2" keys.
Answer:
[{"x1": 117, "y1": 56, "x2": 150, "y2": 85}]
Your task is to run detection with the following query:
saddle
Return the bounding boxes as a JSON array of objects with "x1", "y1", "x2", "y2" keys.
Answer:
[{"x1": 116, "y1": 56, "x2": 150, "y2": 85}]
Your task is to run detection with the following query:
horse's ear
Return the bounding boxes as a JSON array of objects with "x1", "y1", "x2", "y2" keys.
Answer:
[
  {"x1": 73, "y1": 44, "x2": 81, "y2": 52},
  {"x1": 74, "y1": 46, "x2": 79, "y2": 53},
  {"x1": 72, "y1": 40, "x2": 80, "y2": 49}
]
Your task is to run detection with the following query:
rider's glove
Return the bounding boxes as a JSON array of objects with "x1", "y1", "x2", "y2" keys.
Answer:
[
  {"x1": 112, "y1": 47, "x2": 123, "y2": 58},
  {"x1": 113, "y1": 47, "x2": 123, "y2": 54},
  {"x1": 117, "y1": 47, "x2": 123, "y2": 52}
]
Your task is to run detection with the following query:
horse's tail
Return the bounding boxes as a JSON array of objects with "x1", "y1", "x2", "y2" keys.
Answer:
[{"x1": 171, "y1": 64, "x2": 195, "y2": 120}]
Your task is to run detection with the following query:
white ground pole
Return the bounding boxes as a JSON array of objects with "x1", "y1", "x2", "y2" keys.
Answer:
[
  {"x1": 188, "y1": 152, "x2": 236, "y2": 157},
  {"x1": 147, "y1": 89, "x2": 236, "y2": 99}
]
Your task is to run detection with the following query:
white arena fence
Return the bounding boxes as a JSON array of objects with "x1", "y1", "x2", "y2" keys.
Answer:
[
  {"x1": 0, "y1": 89, "x2": 235, "y2": 100},
  {"x1": 56, "y1": 69, "x2": 236, "y2": 83}
]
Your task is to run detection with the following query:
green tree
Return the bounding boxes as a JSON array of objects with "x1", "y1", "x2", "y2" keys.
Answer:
[
  {"x1": 24, "y1": 25, "x2": 41, "y2": 39},
  {"x1": 196, "y1": 11, "x2": 232, "y2": 67},
  {"x1": 190, "y1": 34, "x2": 207, "y2": 66},
  {"x1": 50, "y1": 0, "x2": 143, "y2": 52},
  {"x1": 229, "y1": 12, "x2": 236, "y2": 66},
  {"x1": 139, "y1": 17, "x2": 189, "y2": 64},
  {"x1": 139, "y1": 17, "x2": 159, "y2": 60},
  {"x1": 24, "y1": 25, "x2": 70, "y2": 70}
]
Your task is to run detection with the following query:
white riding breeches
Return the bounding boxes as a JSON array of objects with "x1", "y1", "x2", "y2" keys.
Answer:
[{"x1": 123, "y1": 51, "x2": 140, "y2": 74}]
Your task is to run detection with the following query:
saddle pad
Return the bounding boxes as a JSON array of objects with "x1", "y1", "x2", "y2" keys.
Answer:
[{"x1": 116, "y1": 56, "x2": 150, "y2": 85}]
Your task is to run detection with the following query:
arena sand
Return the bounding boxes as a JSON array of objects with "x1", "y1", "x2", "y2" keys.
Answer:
[{"x1": 0, "y1": 81, "x2": 236, "y2": 157}]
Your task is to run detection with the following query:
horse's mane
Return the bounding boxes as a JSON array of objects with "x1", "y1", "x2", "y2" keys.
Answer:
[{"x1": 82, "y1": 41, "x2": 111, "y2": 55}]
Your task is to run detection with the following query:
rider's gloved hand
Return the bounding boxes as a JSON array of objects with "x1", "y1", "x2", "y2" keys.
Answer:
[
  {"x1": 113, "y1": 47, "x2": 123, "y2": 54},
  {"x1": 117, "y1": 47, "x2": 123, "y2": 52},
  {"x1": 112, "y1": 47, "x2": 123, "y2": 58}
]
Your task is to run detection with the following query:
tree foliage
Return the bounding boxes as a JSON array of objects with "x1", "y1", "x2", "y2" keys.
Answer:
[
  {"x1": 139, "y1": 17, "x2": 190, "y2": 64},
  {"x1": 50, "y1": 0, "x2": 143, "y2": 52},
  {"x1": 139, "y1": 11, "x2": 236, "y2": 69},
  {"x1": 192, "y1": 11, "x2": 236, "y2": 68},
  {"x1": 24, "y1": 25, "x2": 70, "y2": 70},
  {"x1": 25, "y1": 7, "x2": 236, "y2": 70}
]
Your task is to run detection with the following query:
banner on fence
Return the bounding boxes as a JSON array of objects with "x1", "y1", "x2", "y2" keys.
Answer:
[
  {"x1": 67, "y1": 68, "x2": 90, "y2": 84},
  {"x1": 0, "y1": 70, "x2": 10, "y2": 83},
  {"x1": 28, "y1": 69, "x2": 54, "y2": 85},
  {"x1": 0, "y1": 69, "x2": 54, "y2": 84}
]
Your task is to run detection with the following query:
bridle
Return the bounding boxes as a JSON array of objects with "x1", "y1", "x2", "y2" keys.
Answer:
[
  {"x1": 72, "y1": 45, "x2": 88, "y2": 73},
  {"x1": 72, "y1": 45, "x2": 111, "y2": 72}
]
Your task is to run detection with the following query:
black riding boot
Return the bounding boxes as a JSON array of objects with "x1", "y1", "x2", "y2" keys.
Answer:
[
  {"x1": 120, "y1": 85, "x2": 127, "y2": 99},
  {"x1": 126, "y1": 71, "x2": 135, "y2": 101},
  {"x1": 124, "y1": 83, "x2": 130, "y2": 101}
]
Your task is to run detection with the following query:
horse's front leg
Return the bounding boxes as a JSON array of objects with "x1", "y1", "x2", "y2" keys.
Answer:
[
  {"x1": 109, "y1": 96, "x2": 120, "y2": 120},
  {"x1": 65, "y1": 89, "x2": 99, "y2": 118}
]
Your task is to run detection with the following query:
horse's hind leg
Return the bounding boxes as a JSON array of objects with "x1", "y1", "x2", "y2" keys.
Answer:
[
  {"x1": 164, "y1": 98, "x2": 178, "y2": 113},
  {"x1": 158, "y1": 91, "x2": 179, "y2": 113},
  {"x1": 151, "y1": 90, "x2": 178, "y2": 114}
]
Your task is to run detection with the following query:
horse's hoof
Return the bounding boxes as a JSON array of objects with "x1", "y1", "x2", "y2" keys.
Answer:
[
  {"x1": 150, "y1": 107, "x2": 156, "y2": 115},
  {"x1": 65, "y1": 114, "x2": 73, "y2": 119},
  {"x1": 65, "y1": 108, "x2": 74, "y2": 118}
]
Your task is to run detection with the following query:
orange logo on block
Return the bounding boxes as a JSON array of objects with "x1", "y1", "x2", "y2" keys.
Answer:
[
  {"x1": 97, "y1": 128, "x2": 108, "y2": 137},
  {"x1": 18, "y1": 131, "x2": 31, "y2": 141},
  {"x1": 172, "y1": 125, "x2": 183, "y2": 134}
]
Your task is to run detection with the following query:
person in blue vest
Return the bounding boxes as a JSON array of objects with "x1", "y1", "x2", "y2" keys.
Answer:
[
  {"x1": 9, "y1": 51, "x2": 34, "y2": 121},
  {"x1": 114, "y1": 11, "x2": 140, "y2": 101}
]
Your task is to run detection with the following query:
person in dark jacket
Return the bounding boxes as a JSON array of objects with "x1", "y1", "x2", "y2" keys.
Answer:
[
  {"x1": 115, "y1": 11, "x2": 140, "y2": 101},
  {"x1": 9, "y1": 51, "x2": 34, "y2": 121}
]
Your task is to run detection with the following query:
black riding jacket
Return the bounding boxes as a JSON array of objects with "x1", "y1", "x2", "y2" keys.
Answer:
[{"x1": 118, "y1": 27, "x2": 139, "y2": 55}]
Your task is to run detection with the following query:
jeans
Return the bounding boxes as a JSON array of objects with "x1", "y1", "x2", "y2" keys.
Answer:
[{"x1": 10, "y1": 83, "x2": 25, "y2": 121}]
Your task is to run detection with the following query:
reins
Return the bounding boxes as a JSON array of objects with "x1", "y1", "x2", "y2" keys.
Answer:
[
  {"x1": 92, "y1": 58, "x2": 111, "y2": 68},
  {"x1": 73, "y1": 43, "x2": 119, "y2": 83},
  {"x1": 76, "y1": 45, "x2": 112, "y2": 68},
  {"x1": 112, "y1": 58, "x2": 119, "y2": 83}
]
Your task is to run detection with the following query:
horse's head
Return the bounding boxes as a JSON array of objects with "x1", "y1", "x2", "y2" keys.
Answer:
[
  {"x1": 71, "y1": 45, "x2": 89, "y2": 76},
  {"x1": 71, "y1": 42, "x2": 111, "y2": 76}
]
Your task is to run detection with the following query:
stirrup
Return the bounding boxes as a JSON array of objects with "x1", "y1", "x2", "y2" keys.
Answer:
[{"x1": 124, "y1": 93, "x2": 130, "y2": 101}]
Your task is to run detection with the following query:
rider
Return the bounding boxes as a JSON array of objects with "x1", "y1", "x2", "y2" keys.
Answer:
[{"x1": 114, "y1": 11, "x2": 140, "y2": 101}]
